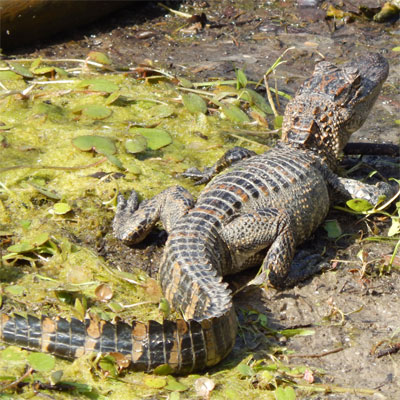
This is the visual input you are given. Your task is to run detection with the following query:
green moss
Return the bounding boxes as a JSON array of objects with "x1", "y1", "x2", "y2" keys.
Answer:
[{"x1": 0, "y1": 56, "x2": 290, "y2": 399}]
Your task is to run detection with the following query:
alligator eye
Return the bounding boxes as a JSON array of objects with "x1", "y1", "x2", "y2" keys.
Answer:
[
  {"x1": 344, "y1": 66, "x2": 361, "y2": 87},
  {"x1": 314, "y1": 61, "x2": 337, "y2": 75}
]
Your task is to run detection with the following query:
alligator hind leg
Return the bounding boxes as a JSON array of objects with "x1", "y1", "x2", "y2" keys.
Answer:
[
  {"x1": 113, "y1": 185, "x2": 195, "y2": 245},
  {"x1": 221, "y1": 208, "x2": 326, "y2": 289},
  {"x1": 182, "y1": 146, "x2": 256, "y2": 185}
]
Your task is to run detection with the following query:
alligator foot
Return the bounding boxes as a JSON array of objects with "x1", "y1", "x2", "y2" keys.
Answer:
[
  {"x1": 113, "y1": 185, "x2": 195, "y2": 244},
  {"x1": 249, "y1": 251, "x2": 330, "y2": 288}
]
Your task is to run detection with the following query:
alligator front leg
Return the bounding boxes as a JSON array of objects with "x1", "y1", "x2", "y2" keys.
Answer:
[
  {"x1": 113, "y1": 185, "x2": 195, "y2": 245},
  {"x1": 182, "y1": 146, "x2": 256, "y2": 185},
  {"x1": 221, "y1": 208, "x2": 326, "y2": 289}
]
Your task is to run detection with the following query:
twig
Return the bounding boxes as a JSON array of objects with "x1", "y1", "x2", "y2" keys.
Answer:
[
  {"x1": 0, "y1": 367, "x2": 34, "y2": 392},
  {"x1": 287, "y1": 347, "x2": 344, "y2": 358},
  {"x1": 0, "y1": 157, "x2": 108, "y2": 173}
]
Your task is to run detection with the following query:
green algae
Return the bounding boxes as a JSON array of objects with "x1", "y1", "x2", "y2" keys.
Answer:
[{"x1": 0, "y1": 55, "x2": 308, "y2": 399}]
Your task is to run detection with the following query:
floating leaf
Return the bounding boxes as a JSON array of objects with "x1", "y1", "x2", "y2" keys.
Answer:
[
  {"x1": 81, "y1": 104, "x2": 112, "y2": 120},
  {"x1": 153, "y1": 364, "x2": 175, "y2": 376},
  {"x1": 0, "y1": 346, "x2": 26, "y2": 362},
  {"x1": 346, "y1": 198, "x2": 373, "y2": 212},
  {"x1": 0, "y1": 70, "x2": 23, "y2": 81},
  {"x1": 221, "y1": 104, "x2": 250, "y2": 123},
  {"x1": 31, "y1": 232, "x2": 50, "y2": 247},
  {"x1": 79, "y1": 79, "x2": 119, "y2": 93},
  {"x1": 28, "y1": 353, "x2": 55, "y2": 372},
  {"x1": 105, "y1": 154, "x2": 124, "y2": 169},
  {"x1": 323, "y1": 219, "x2": 342, "y2": 239},
  {"x1": 143, "y1": 375, "x2": 167, "y2": 389},
  {"x1": 393, "y1": 47, "x2": 400, "y2": 52},
  {"x1": 181, "y1": 93, "x2": 207, "y2": 114},
  {"x1": 7, "y1": 62, "x2": 34, "y2": 78},
  {"x1": 178, "y1": 77, "x2": 193, "y2": 88},
  {"x1": 125, "y1": 136, "x2": 147, "y2": 154},
  {"x1": 87, "y1": 51, "x2": 112, "y2": 65},
  {"x1": 98, "y1": 355, "x2": 118, "y2": 377},
  {"x1": 5, "y1": 285, "x2": 25, "y2": 296},
  {"x1": 27, "y1": 182, "x2": 61, "y2": 200},
  {"x1": 52, "y1": 202, "x2": 72, "y2": 215},
  {"x1": 129, "y1": 128, "x2": 172, "y2": 150},
  {"x1": 7, "y1": 242, "x2": 34, "y2": 254},
  {"x1": 105, "y1": 91, "x2": 121, "y2": 105},
  {"x1": 108, "y1": 302, "x2": 124, "y2": 313},
  {"x1": 72, "y1": 135, "x2": 116, "y2": 155},
  {"x1": 274, "y1": 386, "x2": 296, "y2": 400},
  {"x1": 32, "y1": 66, "x2": 55, "y2": 75},
  {"x1": 54, "y1": 67, "x2": 68, "y2": 77},
  {"x1": 165, "y1": 376, "x2": 188, "y2": 391},
  {"x1": 237, "y1": 363, "x2": 254, "y2": 377},
  {"x1": 147, "y1": 104, "x2": 175, "y2": 119}
]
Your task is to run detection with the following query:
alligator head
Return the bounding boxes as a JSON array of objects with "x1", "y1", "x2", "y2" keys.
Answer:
[{"x1": 282, "y1": 53, "x2": 389, "y2": 168}]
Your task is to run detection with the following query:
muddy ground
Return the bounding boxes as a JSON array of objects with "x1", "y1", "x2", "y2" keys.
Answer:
[{"x1": 3, "y1": 1, "x2": 400, "y2": 399}]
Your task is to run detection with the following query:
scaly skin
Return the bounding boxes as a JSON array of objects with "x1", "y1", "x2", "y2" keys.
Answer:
[{"x1": 0, "y1": 53, "x2": 394, "y2": 373}]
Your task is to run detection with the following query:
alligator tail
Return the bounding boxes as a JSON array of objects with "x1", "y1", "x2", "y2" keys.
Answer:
[{"x1": 0, "y1": 307, "x2": 237, "y2": 374}]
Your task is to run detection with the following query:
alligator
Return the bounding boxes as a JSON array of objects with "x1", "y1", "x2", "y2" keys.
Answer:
[{"x1": 0, "y1": 53, "x2": 395, "y2": 374}]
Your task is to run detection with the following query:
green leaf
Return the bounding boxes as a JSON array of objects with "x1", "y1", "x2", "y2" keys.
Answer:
[
  {"x1": 105, "y1": 154, "x2": 124, "y2": 169},
  {"x1": 221, "y1": 104, "x2": 250, "y2": 123},
  {"x1": 153, "y1": 364, "x2": 175, "y2": 376},
  {"x1": 105, "y1": 91, "x2": 121, "y2": 105},
  {"x1": 274, "y1": 115, "x2": 283, "y2": 129},
  {"x1": 5, "y1": 285, "x2": 25, "y2": 296},
  {"x1": 243, "y1": 88, "x2": 273, "y2": 114},
  {"x1": 181, "y1": 93, "x2": 207, "y2": 114},
  {"x1": 0, "y1": 346, "x2": 26, "y2": 362},
  {"x1": 7, "y1": 242, "x2": 34, "y2": 254},
  {"x1": 129, "y1": 128, "x2": 172, "y2": 150},
  {"x1": 235, "y1": 68, "x2": 248, "y2": 89},
  {"x1": 87, "y1": 51, "x2": 112, "y2": 65},
  {"x1": 165, "y1": 376, "x2": 188, "y2": 391},
  {"x1": 79, "y1": 79, "x2": 119, "y2": 93},
  {"x1": 178, "y1": 77, "x2": 193, "y2": 88},
  {"x1": 323, "y1": 219, "x2": 342, "y2": 238},
  {"x1": 279, "y1": 328, "x2": 315, "y2": 338},
  {"x1": 53, "y1": 202, "x2": 72, "y2": 215},
  {"x1": 81, "y1": 104, "x2": 112, "y2": 120},
  {"x1": 346, "y1": 198, "x2": 373, "y2": 212},
  {"x1": 7, "y1": 62, "x2": 34, "y2": 78},
  {"x1": 393, "y1": 46, "x2": 400, "y2": 52},
  {"x1": 27, "y1": 353, "x2": 56, "y2": 372},
  {"x1": 143, "y1": 375, "x2": 167, "y2": 388},
  {"x1": 0, "y1": 70, "x2": 23, "y2": 81},
  {"x1": 237, "y1": 363, "x2": 254, "y2": 377},
  {"x1": 31, "y1": 232, "x2": 50, "y2": 247},
  {"x1": 27, "y1": 182, "x2": 61, "y2": 200},
  {"x1": 159, "y1": 297, "x2": 171, "y2": 318},
  {"x1": 388, "y1": 218, "x2": 400, "y2": 237},
  {"x1": 98, "y1": 355, "x2": 118, "y2": 377},
  {"x1": 125, "y1": 136, "x2": 147, "y2": 154},
  {"x1": 32, "y1": 66, "x2": 55, "y2": 75},
  {"x1": 274, "y1": 386, "x2": 296, "y2": 400},
  {"x1": 72, "y1": 135, "x2": 116, "y2": 155}
]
